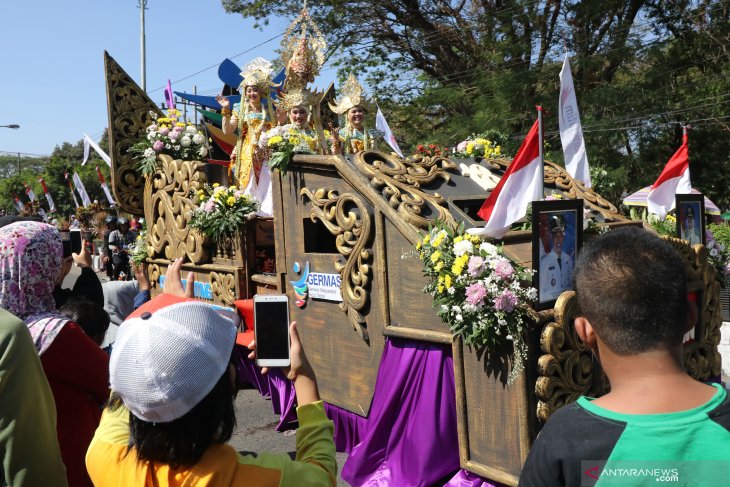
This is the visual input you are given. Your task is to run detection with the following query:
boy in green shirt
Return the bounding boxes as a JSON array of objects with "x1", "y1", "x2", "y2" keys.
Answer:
[{"x1": 520, "y1": 227, "x2": 730, "y2": 487}]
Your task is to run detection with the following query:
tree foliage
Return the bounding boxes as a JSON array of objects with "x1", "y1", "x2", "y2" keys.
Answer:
[{"x1": 223, "y1": 0, "x2": 730, "y2": 209}]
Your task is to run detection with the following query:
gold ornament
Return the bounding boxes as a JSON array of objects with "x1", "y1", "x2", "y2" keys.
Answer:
[
  {"x1": 281, "y1": 5, "x2": 327, "y2": 92},
  {"x1": 277, "y1": 87, "x2": 320, "y2": 113},
  {"x1": 239, "y1": 57, "x2": 277, "y2": 93},
  {"x1": 328, "y1": 73, "x2": 374, "y2": 114}
]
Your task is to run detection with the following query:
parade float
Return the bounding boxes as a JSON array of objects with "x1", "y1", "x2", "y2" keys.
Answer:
[{"x1": 102, "y1": 9, "x2": 723, "y2": 485}]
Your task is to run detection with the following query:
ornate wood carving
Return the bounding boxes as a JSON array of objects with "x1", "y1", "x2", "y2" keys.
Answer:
[
  {"x1": 482, "y1": 158, "x2": 625, "y2": 221},
  {"x1": 536, "y1": 236, "x2": 722, "y2": 422},
  {"x1": 104, "y1": 51, "x2": 164, "y2": 216},
  {"x1": 144, "y1": 155, "x2": 209, "y2": 264},
  {"x1": 300, "y1": 187, "x2": 373, "y2": 342},
  {"x1": 148, "y1": 263, "x2": 161, "y2": 291},
  {"x1": 352, "y1": 150, "x2": 457, "y2": 230},
  {"x1": 211, "y1": 271, "x2": 237, "y2": 306}
]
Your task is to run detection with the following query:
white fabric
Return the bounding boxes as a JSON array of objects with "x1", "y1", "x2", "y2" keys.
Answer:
[
  {"x1": 468, "y1": 155, "x2": 542, "y2": 239},
  {"x1": 539, "y1": 250, "x2": 573, "y2": 302},
  {"x1": 101, "y1": 183, "x2": 116, "y2": 207},
  {"x1": 72, "y1": 172, "x2": 92, "y2": 207},
  {"x1": 44, "y1": 192, "x2": 56, "y2": 213},
  {"x1": 559, "y1": 55, "x2": 591, "y2": 187},
  {"x1": 26, "y1": 187, "x2": 36, "y2": 202},
  {"x1": 110, "y1": 300, "x2": 238, "y2": 423},
  {"x1": 375, "y1": 105, "x2": 404, "y2": 158},
  {"x1": 82, "y1": 133, "x2": 112, "y2": 167},
  {"x1": 245, "y1": 164, "x2": 273, "y2": 217},
  {"x1": 647, "y1": 168, "x2": 691, "y2": 220}
]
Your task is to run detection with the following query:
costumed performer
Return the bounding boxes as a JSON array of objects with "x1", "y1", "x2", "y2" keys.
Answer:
[
  {"x1": 329, "y1": 74, "x2": 376, "y2": 155},
  {"x1": 216, "y1": 57, "x2": 277, "y2": 207}
]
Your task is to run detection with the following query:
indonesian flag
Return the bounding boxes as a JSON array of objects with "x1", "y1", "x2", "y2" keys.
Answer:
[
  {"x1": 65, "y1": 172, "x2": 80, "y2": 209},
  {"x1": 375, "y1": 105, "x2": 404, "y2": 158},
  {"x1": 469, "y1": 118, "x2": 543, "y2": 238},
  {"x1": 559, "y1": 55, "x2": 591, "y2": 187},
  {"x1": 38, "y1": 178, "x2": 57, "y2": 213},
  {"x1": 647, "y1": 133, "x2": 690, "y2": 220},
  {"x1": 97, "y1": 166, "x2": 116, "y2": 206},
  {"x1": 24, "y1": 183, "x2": 36, "y2": 202},
  {"x1": 13, "y1": 193, "x2": 23, "y2": 212},
  {"x1": 73, "y1": 172, "x2": 93, "y2": 207}
]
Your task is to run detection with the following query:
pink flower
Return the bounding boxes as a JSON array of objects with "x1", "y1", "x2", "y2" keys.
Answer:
[
  {"x1": 152, "y1": 140, "x2": 164, "y2": 151},
  {"x1": 493, "y1": 289, "x2": 517, "y2": 312},
  {"x1": 465, "y1": 283, "x2": 487, "y2": 306},
  {"x1": 725, "y1": 263, "x2": 730, "y2": 276},
  {"x1": 159, "y1": 127, "x2": 170, "y2": 136},
  {"x1": 493, "y1": 258, "x2": 514, "y2": 279},
  {"x1": 173, "y1": 125, "x2": 184, "y2": 132},
  {"x1": 467, "y1": 256, "x2": 485, "y2": 277},
  {"x1": 168, "y1": 131, "x2": 179, "y2": 141},
  {"x1": 204, "y1": 200, "x2": 216, "y2": 212},
  {"x1": 457, "y1": 140, "x2": 468, "y2": 152}
]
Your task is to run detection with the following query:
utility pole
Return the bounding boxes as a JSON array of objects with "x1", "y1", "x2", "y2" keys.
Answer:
[
  {"x1": 138, "y1": 0, "x2": 148, "y2": 91},
  {"x1": 17, "y1": 153, "x2": 20, "y2": 175}
]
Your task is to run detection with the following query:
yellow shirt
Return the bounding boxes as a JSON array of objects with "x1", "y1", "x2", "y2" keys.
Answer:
[{"x1": 86, "y1": 401, "x2": 336, "y2": 486}]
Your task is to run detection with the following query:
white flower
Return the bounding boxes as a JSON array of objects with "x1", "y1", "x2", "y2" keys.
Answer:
[
  {"x1": 498, "y1": 318, "x2": 507, "y2": 327},
  {"x1": 451, "y1": 305, "x2": 462, "y2": 314},
  {"x1": 448, "y1": 287, "x2": 455, "y2": 295},
  {"x1": 147, "y1": 124, "x2": 158, "y2": 132},
  {"x1": 455, "y1": 314, "x2": 463, "y2": 322},
  {"x1": 180, "y1": 136, "x2": 192, "y2": 147},
  {"x1": 440, "y1": 305, "x2": 449, "y2": 313},
  {"x1": 198, "y1": 146, "x2": 208, "y2": 157},
  {"x1": 710, "y1": 248, "x2": 719, "y2": 257},
  {"x1": 454, "y1": 239, "x2": 474, "y2": 257},
  {"x1": 165, "y1": 143, "x2": 171, "y2": 149},
  {"x1": 143, "y1": 148, "x2": 156, "y2": 158},
  {"x1": 147, "y1": 133, "x2": 156, "y2": 141},
  {"x1": 479, "y1": 242, "x2": 499, "y2": 256},
  {"x1": 192, "y1": 133, "x2": 205, "y2": 144},
  {"x1": 185, "y1": 125, "x2": 197, "y2": 135},
  {"x1": 527, "y1": 288, "x2": 537, "y2": 300}
]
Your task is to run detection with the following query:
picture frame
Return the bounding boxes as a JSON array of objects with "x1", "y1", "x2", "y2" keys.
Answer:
[
  {"x1": 675, "y1": 194, "x2": 705, "y2": 246},
  {"x1": 532, "y1": 199, "x2": 584, "y2": 310}
]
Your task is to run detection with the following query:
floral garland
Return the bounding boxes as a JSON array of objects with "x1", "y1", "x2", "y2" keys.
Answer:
[
  {"x1": 188, "y1": 184, "x2": 260, "y2": 241},
  {"x1": 452, "y1": 134, "x2": 502, "y2": 159},
  {"x1": 706, "y1": 224, "x2": 730, "y2": 278},
  {"x1": 417, "y1": 221, "x2": 536, "y2": 383},
  {"x1": 258, "y1": 124, "x2": 317, "y2": 174},
  {"x1": 129, "y1": 109, "x2": 210, "y2": 176}
]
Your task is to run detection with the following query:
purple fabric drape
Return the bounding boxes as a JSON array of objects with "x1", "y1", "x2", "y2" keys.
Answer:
[
  {"x1": 324, "y1": 402, "x2": 368, "y2": 453},
  {"x1": 233, "y1": 345, "x2": 298, "y2": 431},
  {"x1": 443, "y1": 469, "x2": 504, "y2": 487},
  {"x1": 341, "y1": 338, "x2": 460, "y2": 487}
]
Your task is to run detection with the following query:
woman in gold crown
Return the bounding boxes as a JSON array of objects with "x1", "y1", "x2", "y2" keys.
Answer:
[
  {"x1": 216, "y1": 57, "x2": 276, "y2": 213},
  {"x1": 329, "y1": 73, "x2": 375, "y2": 155}
]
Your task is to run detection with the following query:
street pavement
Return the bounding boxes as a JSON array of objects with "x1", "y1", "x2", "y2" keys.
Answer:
[{"x1": 63, "y1": 266, "x2": 350, "y2": 485}]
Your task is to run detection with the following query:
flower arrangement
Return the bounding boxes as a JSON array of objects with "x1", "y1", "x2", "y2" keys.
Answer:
[
  {"x1": 416, "y1": 221, "x2": 536, "y2": 383},
  {"x1": 188, "y1": 184, "x2": 260, "y2": 241},
  {"x1": 414, "y1": 143, "x2": 445, "y2": 158},
  {"x1": 129, "y1": 109, "x2": 210, "y2": 176},
  {"x1": 259, "y1": 125, "x2": 317, "y2": 174},
  {"x1": 706, "y1": 224, "x2": 730, "y2": 278},
  {"x1": 75, "y1": 202, "x2": 111, "y2": 234},
  {"x1": 128, "y1": 223, "x2": 148, "y2": 265},
  {"x1": 452, "y1": 134, "x2": 502, "y2": 159}
]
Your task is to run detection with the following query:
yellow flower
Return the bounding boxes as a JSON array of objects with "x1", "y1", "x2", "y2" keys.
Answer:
[
  {"x1": 444, "y1": 275, "x2": 452, "y2": 289},
  {"x1": 416, "y1": 242, "x2": 422, "y2": 250},
  {"x1": 290, "y1": 136, "x2": 301, "y2": 146},
  {"x1": 423, "y1": 234, "x2": 430, "y2": 244},
  {"x1": 437, "y1": 284, "x2": 445, "y2": 294},
  {"x1": 268, "y1": 135, "x2": 283, "y2": 146},
  {"x1": 434, "y1": 261, "x2": 444, "y2": 272},
  {"x1": 468, "y1": 235, "x2": 481, "y2": 244},
  {"x1": 230, "y1": 186, "x2": 237, "y2": 191},
  {"x1": 475, "y1": 138, "x2": 488, "y2": 146},
  {"x1": 454, "y1": 235, "x2": 463, "y2": 243},
  {"x1": 212, "y1": 183, "x2": 220, "y2": 188},
  {"x1": 227, "y1": 196, "x2": 235, "y2": 206},
  {"x1": 199, "y1": 195, "x2": 205, "y2": 201},
  {"x1": 431, "y1": 250, "x2": 442, "y2": 263},
  {"x1": 466, "y1": 142, "x2": 474, "y2": 155},
  {"x1": 176, "y1": 122, "x2": 185, "y2": 127}
]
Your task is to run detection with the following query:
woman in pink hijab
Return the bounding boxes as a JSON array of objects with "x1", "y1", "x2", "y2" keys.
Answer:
[{"x1": 0, "y1": 221, "x2": 109, "y2": 487}]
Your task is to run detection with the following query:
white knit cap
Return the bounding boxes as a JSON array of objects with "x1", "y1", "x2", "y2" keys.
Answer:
[{"x1": 110, "y1": 295, "x2": 238, "y2": 423}]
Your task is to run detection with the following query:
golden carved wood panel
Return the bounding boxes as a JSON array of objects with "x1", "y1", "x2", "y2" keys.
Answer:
[
  {"x1": 104, "y1": 51, "x2": 164, "y2": 216},
  {"x1": 352, "y1": 150, "x2": 457, "y2": 230},
  {"x1": 536, "y1": 235, "x2": 722, "y2": 423},
  {"x1": 144, "y1": 155, "x2": 209, "y2": 264},
  {"x1": 300, "y1": 187, "x2": 373, "y2": 342}
]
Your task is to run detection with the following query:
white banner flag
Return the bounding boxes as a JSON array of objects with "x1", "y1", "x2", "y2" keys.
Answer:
[
  {"x1": 375, "y1": 105, "x2": 404, "y2": 158},
  {"x1": 101, "y1": 184, "x2": 115, "y2": 206},
  {"x1": 82, "y1": 133, "x2": 112, "y2": 167},
  {"x1": 73, "y1": 172, "x2": 93, "y2": 207},
  {"x1": 559, "y1": 54, "x2": 591, "y2": 187}
]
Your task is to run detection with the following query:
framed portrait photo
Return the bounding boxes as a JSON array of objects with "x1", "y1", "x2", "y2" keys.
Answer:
[
  {"x1": 532, "y1": 199, "x2": 584, "y2": 310},
  {"x1": 675, "y1": 194, "x2": 705, "y2": 246}
]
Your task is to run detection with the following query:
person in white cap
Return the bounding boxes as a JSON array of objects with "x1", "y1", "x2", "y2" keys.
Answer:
[{"x1": 85, "y1": 260, "x2": 336, "y2": 486}]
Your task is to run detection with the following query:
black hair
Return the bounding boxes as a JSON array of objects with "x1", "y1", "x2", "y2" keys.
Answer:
[
  {"x1": 113, "y1": 368, "x2": 236, "y2": 469},
  {"x1": 573, "y1": 227, "x2": 688, "y2": 355},
  {"x1": 59, "y1": 297, "x2": 110, "y2": 345}
]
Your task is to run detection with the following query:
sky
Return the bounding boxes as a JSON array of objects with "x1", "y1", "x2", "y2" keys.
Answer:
[{"x1": 0, "y1": 1, "x2": 338, "y2": 157}]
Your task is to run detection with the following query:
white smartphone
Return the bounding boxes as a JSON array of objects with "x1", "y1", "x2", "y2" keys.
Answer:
[{"x1": 254, "y1": 294, "x2": 291, "y2": 368}]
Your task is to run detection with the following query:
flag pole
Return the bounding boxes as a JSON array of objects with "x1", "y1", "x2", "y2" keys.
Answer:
[{"x1": 537, "y1": 105, "x2": 544, "y2": 200}]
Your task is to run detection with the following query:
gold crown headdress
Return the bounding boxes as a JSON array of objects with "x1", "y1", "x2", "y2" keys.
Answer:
[
  {"x1": 277, "y1": 87, "x2": 319, "y2": 113},
  {"x1": 328, "y1": 73, "x2": 373, "y2": 114},
  {"x1": 239, "y1": 57, "x2": 277, "y2": 94},
  {"x1": 281, "y1": 5, "x2": 327, "y2": 92}
]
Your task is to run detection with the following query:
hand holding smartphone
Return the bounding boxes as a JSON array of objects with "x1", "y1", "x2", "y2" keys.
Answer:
[{"x1": 254, "y1": 294, "x2": 291, "y2": 368}]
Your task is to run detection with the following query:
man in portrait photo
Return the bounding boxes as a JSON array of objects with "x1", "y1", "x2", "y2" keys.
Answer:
[
  {"x1": 681, "y1": 204, "x2": 702, "y2": 245},
  {"x1": 539, "y1": 214, "x2": 574, "y2": 303}
]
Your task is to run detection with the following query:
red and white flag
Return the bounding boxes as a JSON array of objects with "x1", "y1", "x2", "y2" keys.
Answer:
[
  {"x1": 647, "y1": 133, "x2": 690, "y2": 220},
  {"x1": 375, "y1": 105, "x2": 404, "y2": 158},
  {"x1": 23, "y1": 183, "x2": 36, "y2": 202},
  {"x1": 73, "y1": 172, "x2": 92, "y2": 207},
  {"x1": 469, "y1": 117, "x2": 543, "y2": 238},
  {"x1": 96, "y1": 166, "x2": 116, "y2": 206},
  {"x1": 65, "y1": 172, "x2": 80, "y2": 209},
  {"x1": 559, "y1": 54, "x2": 591, "y2": 187},
  {"x1": 38, "y1": 178, "x2": 57, "y2": 213}
]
